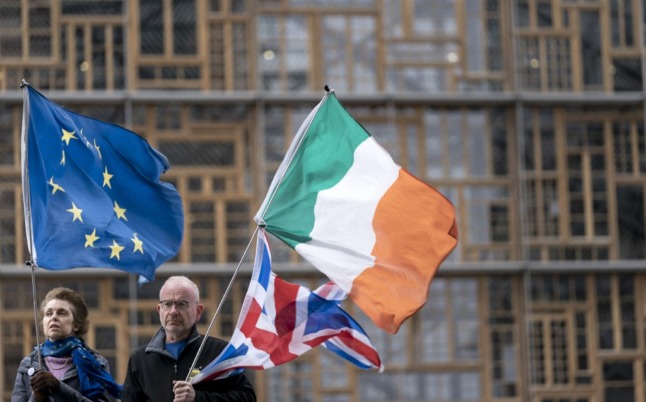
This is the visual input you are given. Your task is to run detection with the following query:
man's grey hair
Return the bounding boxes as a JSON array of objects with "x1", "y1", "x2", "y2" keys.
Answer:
[{"x1": 160, "y1": 276, "x2": 200, "y2": 301}]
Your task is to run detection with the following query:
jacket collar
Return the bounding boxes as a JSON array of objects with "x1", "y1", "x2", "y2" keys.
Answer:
[{"x1": 145, "y1": 325, "x2": 201, "y2": 355}]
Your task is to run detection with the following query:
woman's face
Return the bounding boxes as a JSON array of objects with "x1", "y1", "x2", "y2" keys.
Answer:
[{"x1": 42, "y1": 299, "x2": 78, "y2": 341}]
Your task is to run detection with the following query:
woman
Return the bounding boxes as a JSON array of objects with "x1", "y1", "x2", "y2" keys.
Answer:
[{"x1": 11, "y1": 287, "x2": 122, "y2": 402}]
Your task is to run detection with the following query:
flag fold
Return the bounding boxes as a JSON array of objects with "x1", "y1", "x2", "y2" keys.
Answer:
[
  {"x1": 254, "y1": 90, "x2": 458, "y2": 334},
  {"x1": 21, "y1": 84, "x2": 184, "y2": 281},
  {"x1": 190, "y1": 228, "x2": 383, "y2": 383}
]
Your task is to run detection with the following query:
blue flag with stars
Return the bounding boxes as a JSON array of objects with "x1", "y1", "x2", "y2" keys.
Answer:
[{"x1": 21, "y1": 84, "x2": 184, "y2": 281}]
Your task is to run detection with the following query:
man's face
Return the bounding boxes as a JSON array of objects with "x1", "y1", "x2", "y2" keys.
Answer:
[{"x1": 158, "y1": 283, "x2": 203, "y2": 342}]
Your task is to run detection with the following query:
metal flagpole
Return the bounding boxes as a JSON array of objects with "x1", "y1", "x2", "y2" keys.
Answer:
[
  {"x1": 20, "y1": 80, "x2": 43, "y2": 373},
  {"x1": 185, "y1": 226, "x2": 259, "y2": 381},
  {"x1": 185, "y1": 85, "x2": 329, "y2": 380},
  {"x1": 27, "y1": 261, "x2": 43, "y2": 374}
]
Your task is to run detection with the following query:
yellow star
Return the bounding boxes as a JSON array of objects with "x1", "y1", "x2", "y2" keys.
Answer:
[
  {"x1": 94, "y1": 139, "x2": 102, "y2": 159},
  {"x1": 103, "y1": 166, "x2": 113, "y2": 188},
  {"x1": 84, "y1": 229, "x2": 100, "y2": 248},
  {"x1": 48, "y1": 177, "x2": 65, "y2": 194},
  {"x1": 109, "y1": 240, "x2": 124, "y2": 260},
  {"x1": 60, "y1": 150, "x2": 65, "y2": 166},
  {"x1": 66, "y1": 202, "x2": 83, "y2": 222},
  {"x1": 113, "y1": 201, "x2": 127, "y2": 221},
  {"x1": 61, "y1": 129, "x2": 77, "y2": 145},
  {"x1": 131, "y1": 233, "x2": 144, "y2": 254}
]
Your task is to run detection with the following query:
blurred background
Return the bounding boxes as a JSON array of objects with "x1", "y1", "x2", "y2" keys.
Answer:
[{"x1": 2, "y1": 0, "x2": 646, "y2": 401}]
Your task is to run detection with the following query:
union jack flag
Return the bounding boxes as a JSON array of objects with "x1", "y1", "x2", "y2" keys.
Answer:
[{"x1": 191, "y1": 228, "x2": 383, "y2": 383}]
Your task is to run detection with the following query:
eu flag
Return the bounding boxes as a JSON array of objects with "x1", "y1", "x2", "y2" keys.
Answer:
[{"x1": 21, "y1": 84, "x2": 184, "y2": 281}]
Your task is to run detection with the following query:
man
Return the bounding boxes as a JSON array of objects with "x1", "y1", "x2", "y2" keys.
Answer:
[{"x1": 122, "y1": 276, "x2": 256, "y2": 402}]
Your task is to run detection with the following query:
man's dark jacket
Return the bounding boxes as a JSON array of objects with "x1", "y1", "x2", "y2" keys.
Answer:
[{"x1": 121, "y1": 325, "x2": 256, "y2": 402}]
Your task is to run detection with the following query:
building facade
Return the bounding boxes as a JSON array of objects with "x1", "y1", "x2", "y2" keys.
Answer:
[{"x1": 1, "y1": 0, "x2": 646, "y2": 401}]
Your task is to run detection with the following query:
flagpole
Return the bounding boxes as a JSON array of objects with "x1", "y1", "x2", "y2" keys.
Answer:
[
  {"x1": 195, "y1": 91, "x2": 333, "y2": 381},
  {"x1": 28, "y1": 261, "x2": 43, "y2": 371},
  {"x1": 21, "y1": 80, "x2": 43, "y2": 372},
  {"x1": 193, "y1": 86, "x2": 326, "y2": 379},
  {"x1": 189, "y1": 86, "x2": 330, "y2": 380},
  {"x1": 185, "y1": 225, "x2": 260, "y2": 381}
]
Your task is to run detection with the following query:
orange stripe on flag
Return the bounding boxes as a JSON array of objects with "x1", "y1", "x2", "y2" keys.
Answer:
[{"x1": 349, "y1": 169, "x2": 458, "y2": 334}]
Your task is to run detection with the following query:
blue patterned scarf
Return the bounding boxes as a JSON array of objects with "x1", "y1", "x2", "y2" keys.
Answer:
[{"x1": 41, "y1": 336, "x2": 122, "y2": 399}]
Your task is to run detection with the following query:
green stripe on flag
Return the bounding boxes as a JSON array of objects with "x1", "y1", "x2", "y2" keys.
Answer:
[{"x1": 263, "y1": 94, "x2": 370, "y2": 248}]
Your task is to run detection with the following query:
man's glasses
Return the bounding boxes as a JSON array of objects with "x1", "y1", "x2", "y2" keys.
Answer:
[{"x1": 159, "y1": 300, "x2": 191, "y2": 311}]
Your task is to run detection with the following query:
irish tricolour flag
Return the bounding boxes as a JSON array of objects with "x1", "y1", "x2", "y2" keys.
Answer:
[{"x1": 255, "y1": 90, "x2": 458, "y2": 334}]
